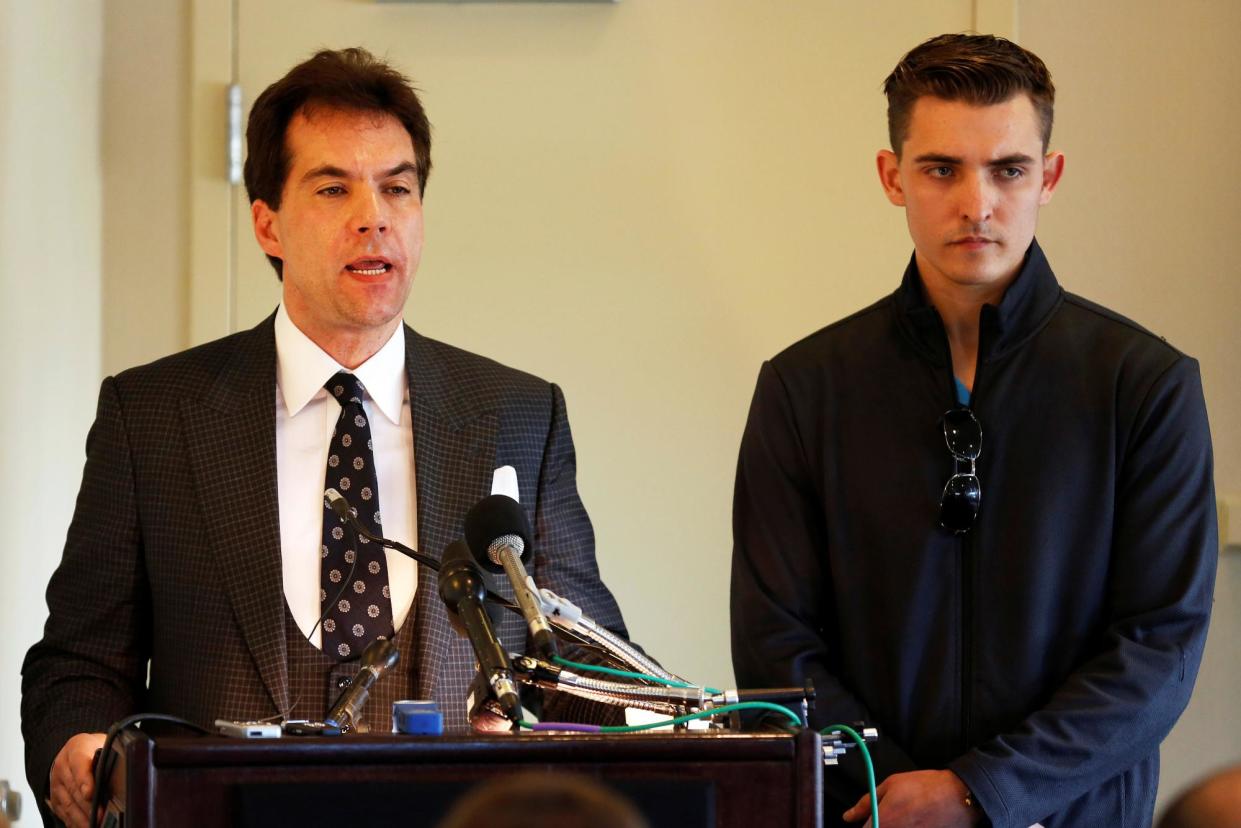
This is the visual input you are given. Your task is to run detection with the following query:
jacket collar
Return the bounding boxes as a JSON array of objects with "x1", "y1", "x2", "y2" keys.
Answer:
[{"x1": 893, "y1": 238, "x2": 1064, "y2": 367}]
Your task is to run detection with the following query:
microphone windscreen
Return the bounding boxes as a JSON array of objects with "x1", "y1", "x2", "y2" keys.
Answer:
[
  {"x1": 436, "y1": 540, "x2": 509, "y2": 656},
  {"x1": 464, "y1": 494, "x2": 532, "y2": 571},
  {"x1": 438, "y1": 540, "x2": 477, "y2": 591},
  {"x1": 437, "y1": 540, "x2": 481, "y2": 636}
]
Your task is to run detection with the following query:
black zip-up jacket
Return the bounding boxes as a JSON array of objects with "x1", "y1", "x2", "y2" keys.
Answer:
[{"x1": 731, "y1": 240, "x2": 1217, "y2": 827}]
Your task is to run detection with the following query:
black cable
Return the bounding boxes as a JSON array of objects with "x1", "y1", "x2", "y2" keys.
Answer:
[
  {"x1": 329, "y1": 490, "x2": 525, "y2": 614},
  {"x1": 288, "y1": 515, "x2": 363, "y2": 722},
  {"x1": 310, "y1": 517, "x2": 361, "y2": 655},
  {"x1": 87, "y1": 502, "x2": 362, "y2": 824},
  {"x1": 89, "y1": 713, "x2": 211, "y2": 828}
]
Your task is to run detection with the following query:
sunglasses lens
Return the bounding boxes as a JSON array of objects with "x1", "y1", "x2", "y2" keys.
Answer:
[
  {"x1": 942, "y1": 408, "x2": 982, "y2": 460},
  {"x1": 939, "y1": 474, "x2": 981, "y2": 533}
]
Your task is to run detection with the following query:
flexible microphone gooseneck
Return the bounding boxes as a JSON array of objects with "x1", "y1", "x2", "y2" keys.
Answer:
[
  {"x1": 437, "y1": 540, "x2": 522, "y2": 722},
  {"x1": 464, "y1": 494, "x2": 558, "y2": 658},
  {"x1": 510, "y1": 654, "x2": 700, "y2": 715},
  {"x1": 325, "y1": 488, "x2": 523, "y2": 616},
  {"x1": 324, "y1": 488, "x2": 443, "y2": 571}
]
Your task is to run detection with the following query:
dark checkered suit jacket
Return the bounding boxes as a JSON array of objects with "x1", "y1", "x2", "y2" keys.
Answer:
[{"x1": 21, "y1": 313, "x2": 630, "y2": 803}]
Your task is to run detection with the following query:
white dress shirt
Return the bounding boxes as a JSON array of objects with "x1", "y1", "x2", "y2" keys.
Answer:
[{"x1": 274, "y1": 304, "x2": 418, "y2": 647}]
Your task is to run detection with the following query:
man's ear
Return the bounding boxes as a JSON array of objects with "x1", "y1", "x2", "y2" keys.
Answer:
[
  {"x1": 876, "y1": 149, "x2": 906, "y2": 206},
  {"x1": 1039, "y1": 151, "x2": 1065, "y2": 206},
  {"x1": 251, "y1": 200, "x2": 283, "y2": 259}
]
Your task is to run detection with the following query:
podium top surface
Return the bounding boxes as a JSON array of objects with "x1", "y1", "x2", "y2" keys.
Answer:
[{"x1": 137, "y1": 731, "x2": 808, "y2": 768}]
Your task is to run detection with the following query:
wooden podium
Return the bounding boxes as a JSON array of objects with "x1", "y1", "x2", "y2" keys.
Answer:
[{"x1": 108, "y1": 729, "x2": 823, "y2": 827}]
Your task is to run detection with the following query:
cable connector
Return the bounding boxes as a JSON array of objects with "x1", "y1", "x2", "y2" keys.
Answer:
[
  {"x1": 537, "y1": 586, "x2": 584, "y2": 628},
  {"x1": 821, "y1": 724, "x2": 879, "y2": 765}
]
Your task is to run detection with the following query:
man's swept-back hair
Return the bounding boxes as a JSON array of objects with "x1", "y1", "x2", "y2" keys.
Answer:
[
  {"x1": 883, "y1": 33, "x2": 1055, "y2": 156},
  {"x1": 244, "y1": 47, "x2": 432, "y2": 277}
]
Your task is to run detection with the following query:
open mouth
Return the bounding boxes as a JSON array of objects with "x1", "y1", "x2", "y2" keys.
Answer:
[{"x1": 345, "y1": 260, "x2": 392, "y2": 277}]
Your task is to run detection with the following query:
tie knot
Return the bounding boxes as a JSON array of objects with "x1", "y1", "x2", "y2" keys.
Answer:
[{"x1": 326, "y1": 372, "x2": 366, "y2": 406}]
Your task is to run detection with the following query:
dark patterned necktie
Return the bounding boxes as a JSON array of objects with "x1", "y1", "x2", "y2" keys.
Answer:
[{"x1": 320, "y1": 372, "x2": 394, "y2": 660}]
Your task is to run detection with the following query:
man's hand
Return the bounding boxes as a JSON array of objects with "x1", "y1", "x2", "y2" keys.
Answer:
[
  {"x1": 47, "y1": 732, "x2": 106, "y2": 828},
  {"x1": 843, "y1": 769, "x2": 980, "y2": 828}
]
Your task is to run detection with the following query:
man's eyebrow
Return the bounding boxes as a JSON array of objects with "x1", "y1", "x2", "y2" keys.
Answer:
[
  {"x1": 910, "y1": 153, "x2": 1039, "y2": 167},
  {"x1": 300, "y1": 164, "x2": 350, "y2": 183},
  {"x1": 381, "y1": 161, "x2": 418, "y2": 179},
  {"x1": 989, "y1": 154, "x2": 1037, "y2": 166},
  {"x1": 299, "y1": 161, "x2": 418, "y2": 184},
  {"x1": 912, "y1": 153, "x2": 962, "y2": 165}
]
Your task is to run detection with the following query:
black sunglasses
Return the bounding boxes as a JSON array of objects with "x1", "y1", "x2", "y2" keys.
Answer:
[{"x1": 939, "y1": 407, "x2": 982, "y2": 533}]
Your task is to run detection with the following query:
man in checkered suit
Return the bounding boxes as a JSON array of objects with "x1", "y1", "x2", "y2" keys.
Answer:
[{"x1": 22, "y1": 47, "x2": 632, "y2": 828}]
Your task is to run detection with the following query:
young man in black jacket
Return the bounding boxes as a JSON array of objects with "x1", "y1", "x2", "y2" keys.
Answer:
[{"x1": 730, "y1": 34, "x2": 1216, "y2": 828}]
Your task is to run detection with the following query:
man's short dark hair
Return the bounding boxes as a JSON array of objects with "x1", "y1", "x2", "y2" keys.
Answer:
[
  {"x1": 883, "y1": 33, "x2": 1055, "y2": 156},
  {"x1": 244, "y1": 47, "x2": 433, "y2": 277}
]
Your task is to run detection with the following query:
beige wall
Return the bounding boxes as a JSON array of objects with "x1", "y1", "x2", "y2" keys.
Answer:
[
  {"x1": 0, "y1": 0, "x2": 104, "y2": 811},
  {"x1": 3, "y1": 0, "x2": 1237, "y2": 817}
]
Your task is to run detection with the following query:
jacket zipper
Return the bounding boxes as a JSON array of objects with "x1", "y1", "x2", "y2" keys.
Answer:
[
  {"x1": 958, "y1": 314, "x2": 990, "y2": 755},
  {"x1": 960, "y1": 523, "x2": 974, "y2": 754}
]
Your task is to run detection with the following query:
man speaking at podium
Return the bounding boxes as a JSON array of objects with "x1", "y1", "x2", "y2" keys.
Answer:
[
  {"x1": 730, "y1": 34, "x2": 1217, "y2": 828},
  {"x1": 22, "y1": 48, "x2": 630, "y2": 828}
]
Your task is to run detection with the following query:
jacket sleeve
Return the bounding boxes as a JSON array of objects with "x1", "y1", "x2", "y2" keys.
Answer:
[
  {"x1": 529, "y1": 382, "x2": 633, "y2": 725},
  {"x1": 950, "y1": 356, "x2": 1218, "y2": 828},
  {"x1": 731, "y1": 361, "x2": 918, "y2": 798},
  {"x1": 21, "y1": 377, "x2": 151, "y2": 807}
]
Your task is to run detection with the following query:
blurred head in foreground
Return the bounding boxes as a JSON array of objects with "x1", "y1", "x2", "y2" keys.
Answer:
[
  {"x1": 1159, "y1": 764, "x2": 1241, "y2": 828},
  {"x1": 437, "y1": 772, "x2": 649, "y2": 828}
]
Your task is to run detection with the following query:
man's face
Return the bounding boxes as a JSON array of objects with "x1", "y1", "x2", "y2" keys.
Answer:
[
  {"x1": 251, "y1": 107, "x2": 424, "y2": 348},
  {"x1": 876, "y1": 94, "x2": 1064, "y2": 296}
]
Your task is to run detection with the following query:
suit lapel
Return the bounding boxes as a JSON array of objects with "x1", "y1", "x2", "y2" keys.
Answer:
[
  {"x1": 405, "y1": 328, "x2": 498, "y2": 700},
  {"x1": 175, "y1": 319, "x2": 497, "y2": 714},
  {"x1": 181, "y1": 315, "x2": 290, "y2": 715}
]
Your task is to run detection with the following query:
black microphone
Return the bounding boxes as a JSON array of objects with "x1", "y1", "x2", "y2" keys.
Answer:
[
  {"x1": 323, "y1": 638, "x2": 400, "y2": 733},
  {"x1": 437, "y1": 540, "x2": 522, "y2": 722},
  {"x1": 464, "y1": 495, "x2": 558, "y2": 658}
]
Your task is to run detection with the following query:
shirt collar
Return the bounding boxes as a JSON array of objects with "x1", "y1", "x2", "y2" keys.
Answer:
[{"x1": 274, "y1": 303, "x2": 408, "y2": 424}]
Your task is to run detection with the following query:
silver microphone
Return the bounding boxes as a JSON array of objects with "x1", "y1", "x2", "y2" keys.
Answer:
[
  {"x1": 465, "y1": 495, "x2": 559, "y2": 658},
  {"x1": 489, "y1": 533, "x2": 557, "y2": 658}
]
